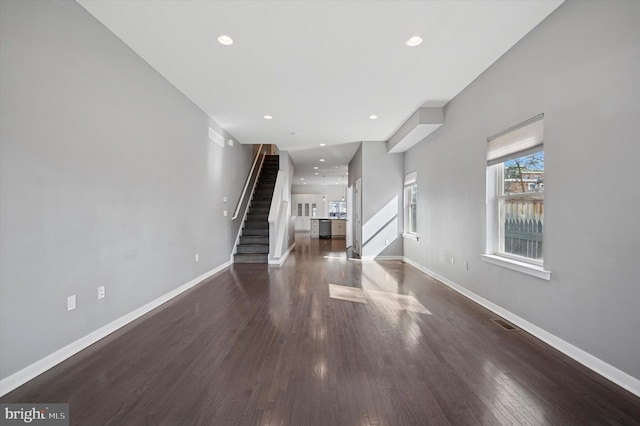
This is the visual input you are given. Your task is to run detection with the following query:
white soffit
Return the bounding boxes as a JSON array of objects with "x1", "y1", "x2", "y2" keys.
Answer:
[{"x1": 387, "y1": 107, "x2": 444, "y2": 153}]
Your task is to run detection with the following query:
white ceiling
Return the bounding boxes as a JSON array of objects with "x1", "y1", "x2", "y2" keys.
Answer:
[{"x1": 77, "y1": 0, "x2": 563, "y2": 186}]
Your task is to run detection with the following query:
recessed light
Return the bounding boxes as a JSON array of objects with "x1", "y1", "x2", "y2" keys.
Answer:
[
  {"x1": 300, "y1": 178, "x2": 304, "y2": 181},
  {"x1": 405, "y1": 36, "x2": 423, "y2": 47},
  {"x1": 369, "y1": 115, "x2": 378, "y2": 120},
  {"x1": 264, "y1": 115, "x2": 272, "y2": 120},
  {"x1": 319, "y1": 159, "x2": 325, "y2": 162},
  {"x1": 314, "y1": 172, "x2": 319, "y2": 175},
  {"x1": 313, "y1": 166, "x2": 318, "y2": 170},
  {"x1": 218, "y1": 35, "x2": 234, "y2": 46},
  {"x1": 320, "y1": 143, "x2": 326, "y2": 146},
  {"x1": 303, "y1": 182, "x2": 307, "y2": 185}
]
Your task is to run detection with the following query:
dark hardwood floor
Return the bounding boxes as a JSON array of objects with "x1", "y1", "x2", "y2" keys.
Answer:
[{"x1": 3, "y1": 233, "x2": 640, "y2": 425}]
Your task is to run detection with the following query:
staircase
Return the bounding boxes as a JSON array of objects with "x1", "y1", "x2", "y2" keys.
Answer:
[{"x1": 234, "y1": 155, "x2": 279, "y2": 263}]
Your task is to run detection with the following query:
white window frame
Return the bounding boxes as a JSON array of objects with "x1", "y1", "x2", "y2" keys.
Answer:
[
  {"x1": 403, "y1": 171, "x2": 419, "y2": 240},
  {"x1": 483, "y1": 114, "x2": 550, "y2": 280}
]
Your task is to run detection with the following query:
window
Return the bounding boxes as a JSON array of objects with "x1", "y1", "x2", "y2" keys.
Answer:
[
  {"x1": 328, "y1": 201, "x2": 346, "y2": 218},
  {"x1": 404, "y1": 171, "x2": 418, "y2": 237},
  {"x1": 485, "y1": 114, "x2": 548, "y2": 276}
]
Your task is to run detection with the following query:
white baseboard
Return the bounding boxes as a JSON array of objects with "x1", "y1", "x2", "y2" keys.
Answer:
[
  {"x1": 361, "y1": 255, "x2": 404, "y2": 261},
  {"x1": 0, "y1": 261, "x2": 230, "y2": 397},
  {"x1": 402, "y1": 256, "x2": 640, "y2": 398},
  {"x1": 268, "y1": 242, "x2": 296, "y2": 266}
]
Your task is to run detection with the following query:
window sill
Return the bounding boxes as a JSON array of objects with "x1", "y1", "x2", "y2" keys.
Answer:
[
  {"x1": 481, "y1": 254, "x2": 551, "y2": 280},
  {"x1": 402, "y1": 233, "x2": 419, "y2": 241}
]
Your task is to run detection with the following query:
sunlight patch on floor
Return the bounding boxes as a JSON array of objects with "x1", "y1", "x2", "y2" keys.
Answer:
[
  {"x1": 366, "y1": 289, "x2": 432, "y2": 315},
  {"x1": 329, "y1": 284, "x2": 431, "y2": 314},
  {"x1": 328, "y1": 284, "x2": 367, "y2": 304},
  {"x1": 324, "y1": 255, "x2": 346, "y2": 260}
]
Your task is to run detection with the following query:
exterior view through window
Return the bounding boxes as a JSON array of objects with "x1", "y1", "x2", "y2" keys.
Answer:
[
  {"x1": 500, "y1": 151, "x2": 544, "y2": 260},
  {"x1": 487, "y1": 114, "x2": 544, "y2": 264}
]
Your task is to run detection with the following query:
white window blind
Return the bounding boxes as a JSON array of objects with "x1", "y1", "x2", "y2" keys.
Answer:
[{"x1": 487, "y1": 114, "x2": 544, "y2": 166}]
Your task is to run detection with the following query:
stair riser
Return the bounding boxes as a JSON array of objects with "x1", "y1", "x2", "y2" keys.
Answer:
[
  {"x1": 240, "y1": 236, "x2": 269, "y2": 245},
  {"x1": 242, "y1": 229, "x2": 269, "y2": 236},
  {"x1": 234, "y1": 254, "x2": 268, "y2": 263},
  {"x1": 249, "y1": 207, "x2": 270, "y2": 213},
  {"x1": 245, "y1": 222, "x2": 269, "y2": 230},
  {"x1": 237, "y1": 246, "x2": 269, "y2": 254}
]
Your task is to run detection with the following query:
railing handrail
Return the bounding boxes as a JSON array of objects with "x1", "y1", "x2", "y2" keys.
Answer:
[{"x1": 232, "y1": 144, "x2": 264, "y2": 220}]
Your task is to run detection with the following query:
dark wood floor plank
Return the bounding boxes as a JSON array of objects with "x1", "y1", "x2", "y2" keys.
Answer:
[{"x1": 2, "y1": 233, "x2": 640, "y2": 425}]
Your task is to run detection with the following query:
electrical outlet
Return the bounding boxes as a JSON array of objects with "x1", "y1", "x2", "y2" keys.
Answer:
[
  {"x1": 223, "y1": 197, "x2": 228, "y2": 203},
  {"x1": 223, "y1": 210, "x2": 227, "y2": 217},
  {"x1": 98, "y1": 286, "x2": 105, "y2": 299},
  {"x1": 67, "y1": 295, "x2": 76, "y2": 311},
  {"x1": 385, "y1": 239, "x2": 389, "y2": 246},
  {"x1": 451, "y1": 256, "x2": 455, "y2": 265},
  {"x1": 195, "y1": 253, "x2": 199, "y2": 262}
]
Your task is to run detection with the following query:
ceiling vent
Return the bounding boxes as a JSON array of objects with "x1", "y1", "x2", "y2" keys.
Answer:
[{"x1": 209, "y1": 127, "x2": 225, "y2": 147}]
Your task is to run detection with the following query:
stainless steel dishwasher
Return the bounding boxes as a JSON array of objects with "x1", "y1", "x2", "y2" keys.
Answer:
[{"x1": 319, "y1": 219, "x2": 331, "y2": 239}]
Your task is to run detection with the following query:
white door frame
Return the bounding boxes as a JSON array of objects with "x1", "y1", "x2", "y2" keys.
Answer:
[
  {"x1": 346, "y1": 185, "x2": 353, "y2": 248},
  {"x1": 354, "y1": 178, "x2": 362, "y2": 255}
]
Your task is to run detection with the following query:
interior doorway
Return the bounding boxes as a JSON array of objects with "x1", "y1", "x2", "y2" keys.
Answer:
[{"x1": 354, "y1": 178, "x2": 362, "y2": 255}]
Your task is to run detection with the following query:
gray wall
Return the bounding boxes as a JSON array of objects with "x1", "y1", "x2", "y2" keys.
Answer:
[
  {"x1": 0, "y1": 0, "x2": 253, "y2": 380},
  {"x1": 361, "y1": 141, "x2": 404, "y2": 258},
  {"x1": 404, "y1": 0, "x2": 640, "y2": 379},
  {"x1": 291, "y1": 185, "x2": 346, "y2": 201},
  {"x1": 348, "y1": 143, "x2": 363, "y2": 188}
]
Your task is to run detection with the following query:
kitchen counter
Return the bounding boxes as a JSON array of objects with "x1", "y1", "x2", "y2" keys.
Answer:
[{"x1": 310, "y1": 218, "x2": 346, "y2": 238}]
